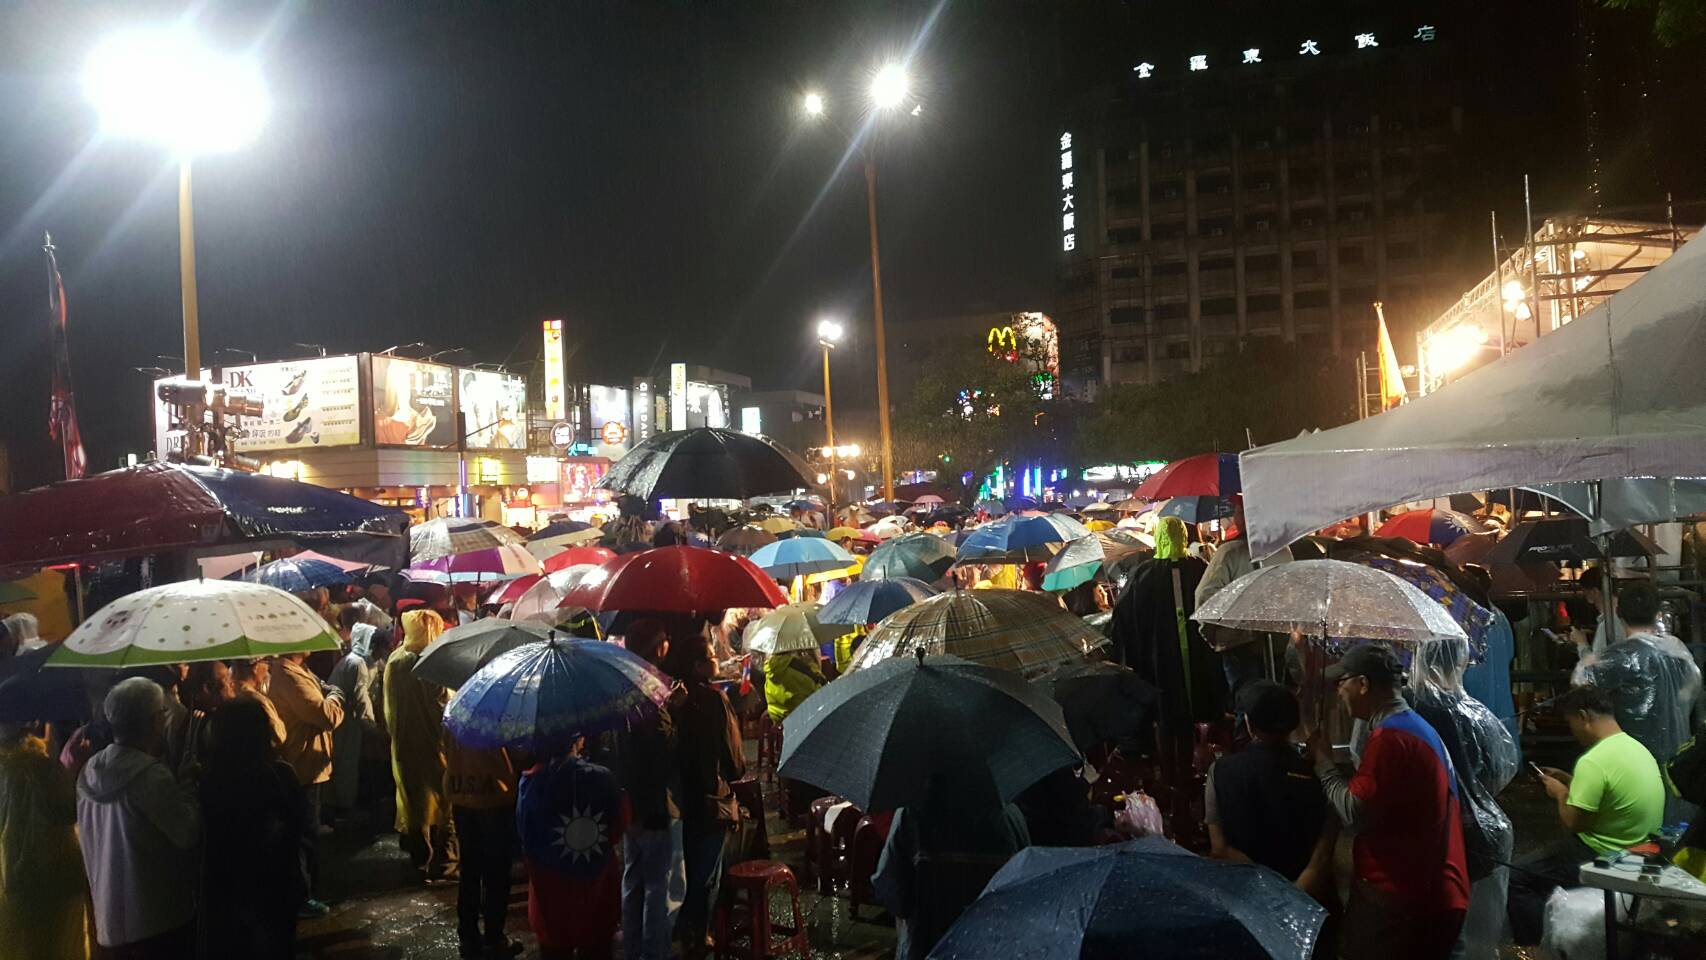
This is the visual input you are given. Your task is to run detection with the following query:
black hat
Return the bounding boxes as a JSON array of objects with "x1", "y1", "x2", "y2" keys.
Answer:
[
  {"x1": 1236, "y1": 680, "x2": 1300, "y2": 736},
  {"x1": 1323, "y1": 642, "x2": 1405, "y2": 685}
]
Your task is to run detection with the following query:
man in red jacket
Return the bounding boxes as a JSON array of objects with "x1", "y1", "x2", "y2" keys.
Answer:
[{"x1": 1309, "y1": 643, "x2": 1469, "y2": 960}]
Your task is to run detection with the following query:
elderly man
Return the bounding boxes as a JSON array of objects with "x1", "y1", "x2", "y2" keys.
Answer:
[{"x1": 77, "y1": 677, "x2": 201, "y2": 959}]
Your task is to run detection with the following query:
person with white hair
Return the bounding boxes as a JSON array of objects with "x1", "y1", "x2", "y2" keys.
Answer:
[
  {"x1": 3, "y1": 612, "x2": 45, "y2": 652},
  {"x1": 76, "y1": 676, "x2": 201, "y2": 958}
]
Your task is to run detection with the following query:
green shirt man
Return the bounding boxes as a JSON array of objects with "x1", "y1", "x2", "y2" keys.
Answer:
[{"x1": 1565, "y1": 731, "x2": 1665, "y2": 853}]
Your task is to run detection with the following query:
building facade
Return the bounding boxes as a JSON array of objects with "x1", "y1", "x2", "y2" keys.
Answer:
[{"x1": 1057, "y1": 22, "x2": 1471, "y2": 393}]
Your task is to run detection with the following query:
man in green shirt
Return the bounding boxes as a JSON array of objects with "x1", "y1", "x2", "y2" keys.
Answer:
[{"x1": 1507, "y1": 685, "x2": 1666, "y2": 944}]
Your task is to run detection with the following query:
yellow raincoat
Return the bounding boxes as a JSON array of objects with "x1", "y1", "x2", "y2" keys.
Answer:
[
  {"x1": 384, "y1": 610, "x2": 452, "y2": 833},
  {"x1": 764, "y1": 653, "x2": 827, "y2": 722},
  {"x1": 0, "y1": 735, "x2": 91, "y2": 960}
]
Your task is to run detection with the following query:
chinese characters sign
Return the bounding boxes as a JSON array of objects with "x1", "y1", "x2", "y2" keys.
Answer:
[
  {"x1": 1059, "y1": 132, "x2": 1076, "y2": 253},
  {"x1": 542, "y1": 319, "x2": 565, "y2": 420},
  {"x1": 1132, "y1": 26, "x2": 1434, "y2": 77}
]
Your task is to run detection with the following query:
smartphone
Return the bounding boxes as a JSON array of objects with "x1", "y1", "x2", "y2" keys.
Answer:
[{"x1": 1528, "y1": 762, "x2": 1547, "y2": 781}]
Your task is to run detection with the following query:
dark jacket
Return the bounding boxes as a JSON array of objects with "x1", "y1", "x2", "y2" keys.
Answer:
[
  {"x1": 199, "y1": 758, "x2": 305, "y2": 959},
  {"x1": 1111, "y1": 554, "x2": 1224, "y2": 728},
  {"x1": 1209, "y1": 741, "x2": 1327, "y2": 881},
  {"x1": 614, "y1": 703, "x2": 680, "y2": 829},
  {"x1": 674, "y1": 680, "x2": 745, "y2": 833}
]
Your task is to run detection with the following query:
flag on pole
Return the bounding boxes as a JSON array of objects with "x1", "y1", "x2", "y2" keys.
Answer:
[
  {"x1": 46, "y1": 234, "x2": 88, "y2": 480},
  {"x1": 1374, "y1": 302, "x2": 1406, "y2": 411}
]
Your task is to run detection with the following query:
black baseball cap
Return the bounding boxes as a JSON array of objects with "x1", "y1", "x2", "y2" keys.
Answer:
[
  {"x1": 1236, "y1": 680, "x2": 1301, "y2": 735},
  {"x1": 1323, "y1": 642, "x2": 1405, "y2": 684}
]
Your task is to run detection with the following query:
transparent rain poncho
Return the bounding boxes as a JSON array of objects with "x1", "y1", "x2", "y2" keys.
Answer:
[{"x1": 1574, "y1": 630, "x2": 1704, "y2": 766}]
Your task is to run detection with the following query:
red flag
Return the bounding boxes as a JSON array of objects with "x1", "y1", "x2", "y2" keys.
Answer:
[{"x1": 46, "y1": 234, "x2": 88, "y2": 480}]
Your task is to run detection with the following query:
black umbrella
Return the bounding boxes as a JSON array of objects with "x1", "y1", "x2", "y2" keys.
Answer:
[
  {"x1": 412, "y1": 618, "x2": 556, "y2": 689},
  {"x1": 1485, "y1": 517, "x2": 1659, "y2": 565},
  {"x1": 0, "y1": 645, "x2": 98, "y2": 722},
  {"x1": 778, "y1": 653, "x2": 1080, "y2": 811},
  {"x1": 1044, "y1": 660, "x2": 1158, "y2": 751},
  {"x1": 598, "y1": 428, "x2": 816, "y2": 501},
  {"x1": 928, "y1": 837, "x2": 1325, "y2": 960}
]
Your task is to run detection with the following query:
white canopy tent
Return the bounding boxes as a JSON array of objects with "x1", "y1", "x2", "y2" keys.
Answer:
[{"x1": 1243, "y1": 231, "x2": 1706, "y2": 560}]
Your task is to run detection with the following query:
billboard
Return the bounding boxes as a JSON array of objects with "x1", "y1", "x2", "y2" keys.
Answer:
[
  {"x1": 669, "y1": 363, "x2": 687, "y2": 431},
  {"x1": 152, "y1": 356, "x2": 362, "y2": 456},
  {"x1": 685, "y1": 380, "x2": 729, "y2": 429},
  {"x1": 459, "y1": 369, "x2": 528, "y2": 450},
  {"x1": 631, "y1": 377, "x2": 654, "y2": 442},
  {"x1": 588, "y1": 384, "x2": 631, "y2": 458},
  {"x1": 370, "y1": 355, "x2": 458, "y2": 447},
  {"x1": 542, "y1": 319, "x2": 566, "y2": 419}
]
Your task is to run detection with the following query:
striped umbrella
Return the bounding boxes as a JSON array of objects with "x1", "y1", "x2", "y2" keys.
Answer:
[
  {"x1": 414, "y1": 543, "x2": 543, "y2": 581},
  {"x1": 847, "y1": 588, "x2": 1107, "y2": 679},
  {"x1": 410, "y1": 517, "x2": 526, "y2": 564}
]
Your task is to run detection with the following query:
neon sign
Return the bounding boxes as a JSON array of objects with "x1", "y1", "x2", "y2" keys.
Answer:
[{"x1": 1058, "y1": 132, "x2": 1076, "y2": 253}]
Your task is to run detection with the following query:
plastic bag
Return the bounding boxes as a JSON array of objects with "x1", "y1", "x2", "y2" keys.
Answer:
[
  {"x1": 1575, "y1": 632, "x2": 1704, "y2": 765},
  {"x1": 1114, "y1": 791, "x2": 1165, "y2": 837}
]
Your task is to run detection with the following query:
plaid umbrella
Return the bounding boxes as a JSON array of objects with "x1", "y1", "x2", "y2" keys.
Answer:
[
  {"x1": 848, "y1": 588, "x2": 1108, "y2": 679},
  {"x1": 410, "y1": 518, "x2": 525, "y2": 564},
  {"x1": 1041, "y1": 531, "x2": 1148, "y2": 592},
  {"x1": 716, "y1": 527, "x2": 777, "y2": 556}
]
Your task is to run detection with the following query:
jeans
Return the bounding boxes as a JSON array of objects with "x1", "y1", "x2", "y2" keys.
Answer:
[
  {"x1": 680, "y1": 826, "x2": 731, "y2": 942},
  {"x1": 1507, "y1": 834, "x2": 1595, "y2": 946},
  {"x1": 622, "y1": 822, "x2": 685, "y2": 960},
  {"x1": 299, "y1": 782, "x2": 322, "y2": 897},
  {"x1": 452, "y1": 805, "x2": 516, "y2": 949}
]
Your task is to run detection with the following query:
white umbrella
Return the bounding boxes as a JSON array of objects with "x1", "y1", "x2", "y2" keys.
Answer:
[
  {"x1": 524, "y1": 528, "x2": 603, "y2": 560},
  {"x1": 48, "y1": 579, "x2": 338, "y2": 668},
  {"x1": 869, "y1": 516, "x2": 909, "y2": 540},
  {"x1": 1190, "y1": 559, "x2": 1468, "y2": 648},
  {"x1": 510, "y1": 565, "x2": 598, "y2": 621},
  {"x1": 409, "y1": 517, "x2": 525, "y2": 565},
  {"x1": 743, "y1": 602, "x2": 842, "y2": 655}
]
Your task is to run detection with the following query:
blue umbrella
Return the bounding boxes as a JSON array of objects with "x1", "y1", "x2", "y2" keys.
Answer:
[
  {"x1": 749, "y1": 537, "x2": 856, "y2": 578},
  {"x1": 445, "y1": 638, "x2": 670, "y2": 753},
  {"x1": 242, "y1": 556, "x2": 361, "y2": 592},
  {"x1": 816, "y1": 577, "x2": 936, "y2": 625},
  {"x1": 957, "y1": 514, "x2": 1092, "y2": 564},
  {"x1": 1158, "y1": 495, "x2": 1237, "y2": 523},
  {"x1": 929, "y1": 837, "x2": 1325, "y2": 960}
]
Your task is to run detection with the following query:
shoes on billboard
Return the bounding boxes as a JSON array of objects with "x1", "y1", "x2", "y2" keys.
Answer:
[
  {"x1": 286, "y1": 417, "x2": 314, "y2": 444},
  {"x1": 282, "y1": 368, "x2": 307, "y2": 395},
  {"x1": 283, "y1": 393, "x2": 310, "y2": 422}
]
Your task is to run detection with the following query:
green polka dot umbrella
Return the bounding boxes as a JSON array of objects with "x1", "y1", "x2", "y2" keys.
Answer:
[{"x1": 47, "y1": 579, "x2": 339, "y2": 668}]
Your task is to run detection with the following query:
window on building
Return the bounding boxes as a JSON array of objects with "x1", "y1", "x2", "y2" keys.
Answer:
[
  {"x1": 1251, "y1": 217, "x2": 1273, "y2": 232},
  {"x1": 1201, "y1": 255, "x2": 1233, "y2": 273},
  {"x1": 1203, "y1": 338, "x2": 1236, "y2": 357},
  {"x1": 1344, "y1": 120, "x2": 1371, "y2": 137},
  {"x1": 1387, "y1": 240, "x2": 1419, "y2": 260},
  {"x1": 1387, "y1": 118, "x2": 1407, "y2": 134},
  {"x1": 1107, "y1": 226, "x2": 1144, "y2": 245},
  {"x1": 1295, "y1": 289, "x2": 1330, "y2": 308},
  {"x1": 1248, "y1": 293, "x2": 1281, "y2": 313},
  {"x1": 1340, "y1": 203, "x2": 1369, "y2": 222},
  {"x1": 1154, "y1": 259, "x2": 1187, "y2": 276},
  {"x1": 1154, "y1": 302, "x2": 1188, "y2": 321},
  {"x1": 1110, "y1": 265, "x2": 1142, "y2": 280},
  {"x1": 1109, "y1": 306, "x2": 1145, "y2": 325},
  {"x1": 1156, "y1": 140, "x2": 1180, "y2": 159},
  {"x1": 1247, "y1": 253, "x2": 1279, "y2": 273},
  {"x1": 1202, "y1": 297, "x2": 1236, "y2": 316},
  {"x1": 1338, "y1": 244, "x2": 1367, "y2": 265},
  {"x1": 1387, "y1": 155, "x2": 1415, "y2": 176},
  {"x1": 1152, "y1": 221, "x2": 1186, "y2": 241},
  {"x1": 1114, "y1": 343, "x2": 1147, "y2": 362},
  {"x1": 1196, "y1": 134, "x2": 1229, "y2": 155},
  {"x1": 1244, "y1": 131, "x2": 1274, "y2": 151},
  {"x1": 1164, "y1": 341, "x2": 1192, "y2": 360},
  {"x1": 1292, "y1": 249, "x2": 1320, "y2": 269},
  {"x1": 1288, "y1": 126, "x2": 1319, "y2": 146},
  {"x1": 1199, "y1": 218, "x2": 1231, "y2": 237},
  {"x1": 1199, "y1": 175, "x2": 1232, "y2": 195},
  {"x1": 1250, "y1": 177, "x2": 1275, "y2": 193},
  {"x1": 1343, "y1": 286, "x2": 1376, "y2": 308},
  {"x1": 1291, "y1": 171, "x2": 1319, "y2": 193},
  {"x1": 1152, "y1": 180, "x2": 1184, "y2": 202},
  {"x1": 1294, "y1": 207, "x2": 1322, "y2": 228},
  {"x1": 1107, "y1": 186, "x2": 1143, "y2": 208}
]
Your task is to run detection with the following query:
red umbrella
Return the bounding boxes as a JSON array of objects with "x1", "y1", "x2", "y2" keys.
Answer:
[
  {"x1": 1375, "y1": 508, "x2": 1487, "y2": 546},
  {"x1": 563, "y1": 545, "x2": 788, "y2": 612},
  {"x1": 542, "y1": 545, "x2": 618, "y2": 573},
  {"x1": 488, "y1": 574, "x2": 543, "y2": 606},
  {"x1": 1132, "y1": 453, "x2": 1241, "y2": 501}
]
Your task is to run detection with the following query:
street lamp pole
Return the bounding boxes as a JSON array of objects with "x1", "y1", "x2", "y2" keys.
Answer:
[
  {"x1": 178, "y1": 159, "x2": 201, "y2": 387},
  {"x1": 817, "y1": 318, "x2": 844, "y2": 514},
  {"x1": 864, "y1": 155, "x2": 894, "y2": 503}
]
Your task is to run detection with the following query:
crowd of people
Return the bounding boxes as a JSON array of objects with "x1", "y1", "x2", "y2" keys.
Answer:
[{"x1": 1, "y1": 491, "x2": 1704, "y2": 960}]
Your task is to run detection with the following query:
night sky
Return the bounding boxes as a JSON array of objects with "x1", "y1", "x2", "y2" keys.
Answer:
[
  {"x1": 0, "y1": 1, "x2": 1697, "y2": 491},
  {"x1": 0, "y1": 0, "x2": 1073, "y2": 487}
]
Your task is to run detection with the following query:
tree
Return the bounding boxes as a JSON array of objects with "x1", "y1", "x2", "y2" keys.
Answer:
[
  {"x1": 1078, "y1": 339, "x2": 1358, "y2": 462},
  {"x1": 1595, "y1": 0, "x2": 1706, "y2": 45},
  {"x1": 892, "y1": 347, "x2": 1048, "y2": 505}
]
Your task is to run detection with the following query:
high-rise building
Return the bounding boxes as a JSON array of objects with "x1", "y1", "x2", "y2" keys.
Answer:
[{"x1": 1056, "y1": 12, "x2": 1483, "y2": 394}]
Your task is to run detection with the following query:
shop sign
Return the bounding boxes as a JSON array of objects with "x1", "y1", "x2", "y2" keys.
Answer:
[
  {"x1": 526, "y1": 456, "x2": 560, "y2": 483},
  {"x1": 542, "y1": 319, "x2": 566, "y2": 420},
  {"x1": 549, "y1": 421, "x2": 574, "y2": 449}
]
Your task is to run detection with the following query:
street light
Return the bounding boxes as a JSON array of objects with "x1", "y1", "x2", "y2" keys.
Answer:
[
  {"x1": 84, "y1": 27, "x2": 267, "y2": 455},
  {"x1": 816, "y1": 318, "x2": 845, "y2": 512},
  {"x1": 800, "y1": 60, "x2": 918, "y2": 504}
]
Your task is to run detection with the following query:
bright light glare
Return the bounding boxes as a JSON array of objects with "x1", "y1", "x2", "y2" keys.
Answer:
[
  {"x1": 869, "y1": 64, "x2": 909, "y2": 109},
  {"x1": 816, "y1": 318, "x2": 844, "y2": 343},
  {"x1": 1426, "y1": 325, "x2": 1489, "y2": 374},
  {"x1": 1500, "y1": 280, "x2": 1525, "y2": 303},
  {"x1": 84, "y1": 29, "x2": 268, "y2": 155},
  {"x1": 803, "y1": 92, "x2": 825, "y2": 117}
]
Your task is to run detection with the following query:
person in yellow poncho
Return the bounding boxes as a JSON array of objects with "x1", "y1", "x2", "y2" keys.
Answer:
[
  {"x1": 0, "y1": 723, "x2": 91, "y2": 960},
  {"x1": 763, "y1": 650, "x2": 827, "y2": 723},
  {"x1": 385, "y1": 609, "x2": 459, "y2": 883}
]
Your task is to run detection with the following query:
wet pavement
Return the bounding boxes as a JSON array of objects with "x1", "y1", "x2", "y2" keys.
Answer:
[{"x1": 295, "y1": 782, "x2": 898, "y2": 960}]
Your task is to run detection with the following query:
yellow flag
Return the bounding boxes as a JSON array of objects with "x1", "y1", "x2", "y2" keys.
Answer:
[{"x1": 1376, "y1": 303, "x2": 1405, "y2": 410}]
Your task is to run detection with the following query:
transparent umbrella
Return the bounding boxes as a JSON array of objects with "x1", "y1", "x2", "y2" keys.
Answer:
[{"x1": 1190, "y1": 559, "x2": 1467, "y2": 649}]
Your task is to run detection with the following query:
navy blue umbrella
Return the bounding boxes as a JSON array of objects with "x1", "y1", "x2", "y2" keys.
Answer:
[
  {"x1": 243, "y1": 555, "x2": 362, "y2": 592},
  {"x1": 1158, "y1": 496, "x2": 1237, "y2": 524},
  {"x1": 530, "y1": 520, "x2": 595, "y2": 541},
  {"x1": 929, "y1": 837, "x2": 1325, "y2": 960},
  {"x1": 816, "y1": 577, "x2": 936, "y2": 625}
]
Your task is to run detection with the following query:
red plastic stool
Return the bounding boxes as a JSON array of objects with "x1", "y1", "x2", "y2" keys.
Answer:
[
  {"x1": 714, "y1": 860, "x2": 811, "y2": 960},
  {"x1": 848, "y1": 811, "x2": 894, "y2": 917},
  {"x1": 756, "y1": 715, "x2": 785, "y2": 783}
]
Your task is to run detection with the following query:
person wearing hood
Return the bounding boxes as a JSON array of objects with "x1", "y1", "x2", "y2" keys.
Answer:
[
  {"x1": 3, "y1": 612, "x2": 46, "y2": 653},
  {"x1": 385, "y1": 609, "x2": 459, "y2": 884},
  {"x1": 0, "y1": 720, "x2": 91, "y2": 960},
  {"x1": 77, "y1": 676, "x2": 201, "y2": 959},
  {"x1": 327, "y1": 607, "x2": 386, "y2": 820}
]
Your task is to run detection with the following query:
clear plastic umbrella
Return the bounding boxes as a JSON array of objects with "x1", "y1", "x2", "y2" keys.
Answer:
[{"x1": 1190, "y1": 558, "x2": 1467, "y2": 649}]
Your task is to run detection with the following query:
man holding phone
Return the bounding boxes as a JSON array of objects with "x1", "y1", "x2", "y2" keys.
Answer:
[{"x1": 1506, "y1": 684, "x2": 1666, "y2": 944}]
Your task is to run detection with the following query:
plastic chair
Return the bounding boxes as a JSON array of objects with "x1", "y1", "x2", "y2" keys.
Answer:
[
  {"x1": 803, "y1": 795, "x2": 841, "y2": 890},
  {"x1": 713, "y1": 860, "x2": 811, "y2": 960},
  {"x1": 817, "y1": 801, "x2": 862, "y2": 893},
  {"x1": 756, "y1": 715, "x2": 785, "y2": 783},
  {"x1": 848, "y1": 811, "x2": 895, "y2": 917},
  {"x1": 731, "y1": 777, "x2": 770, "y2": 861}
]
